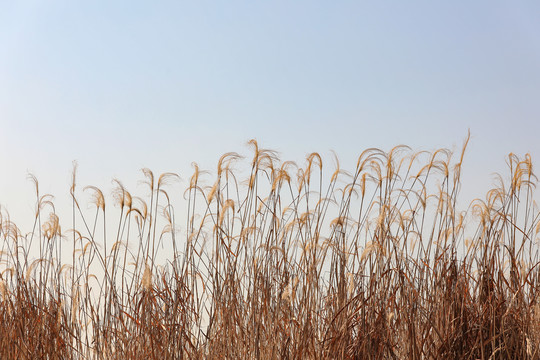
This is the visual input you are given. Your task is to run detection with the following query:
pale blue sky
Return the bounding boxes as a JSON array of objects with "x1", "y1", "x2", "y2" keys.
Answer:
[{"x1": 1, "y1": 1, "x2": 540, "y2": 229}]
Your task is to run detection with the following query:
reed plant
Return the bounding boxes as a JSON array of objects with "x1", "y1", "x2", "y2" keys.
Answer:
[{"x1": 1, "y1": 135, "x2": 540, "y2": 359}]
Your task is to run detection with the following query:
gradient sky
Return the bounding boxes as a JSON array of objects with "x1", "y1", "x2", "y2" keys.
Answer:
[{"x1": 1, "y1": 1, "x2": 540, "y2": 230}]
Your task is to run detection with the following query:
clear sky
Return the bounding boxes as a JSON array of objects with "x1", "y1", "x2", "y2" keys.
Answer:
[{"x1": 1, "y1": 1, "x2": 540, "y2": 230}]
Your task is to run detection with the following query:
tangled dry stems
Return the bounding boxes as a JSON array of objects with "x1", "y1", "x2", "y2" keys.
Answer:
[{"x1": 2, "y1": 137, "x2": 540, "y2": 359}]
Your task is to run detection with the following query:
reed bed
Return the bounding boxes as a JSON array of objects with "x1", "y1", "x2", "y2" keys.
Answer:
[{"x1": 2, "y1": 136, "x2": 540, "y2": 359}]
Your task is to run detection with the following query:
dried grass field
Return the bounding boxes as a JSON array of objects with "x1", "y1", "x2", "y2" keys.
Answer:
[{"x1": 2, "y1": 136, "x2": 540, "y2": 359}]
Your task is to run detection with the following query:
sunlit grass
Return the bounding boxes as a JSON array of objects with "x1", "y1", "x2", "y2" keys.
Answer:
[{"x1": 1, "y1": 135, "x2": 540, "y2": 359}]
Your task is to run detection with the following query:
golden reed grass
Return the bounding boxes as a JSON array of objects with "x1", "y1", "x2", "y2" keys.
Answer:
[{"x1": 2, "y1": 135, "x2": 540, "y2": 359}]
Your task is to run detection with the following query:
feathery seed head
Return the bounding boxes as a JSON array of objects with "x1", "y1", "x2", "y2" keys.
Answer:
[
  {"x1": 84, "y1": 185, "x2": 105, "y2": 211},
  {"x1": 142, "y1": 264, "x2": 152, "y2": 291}
]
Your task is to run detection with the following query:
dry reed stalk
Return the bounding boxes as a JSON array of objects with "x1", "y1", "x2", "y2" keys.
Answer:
[{"x1": 1, "y1": 136, "x2": 540, "y2": 358}]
